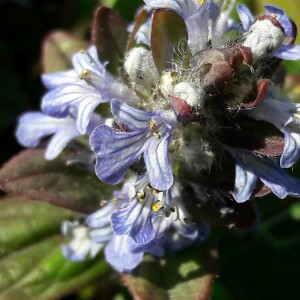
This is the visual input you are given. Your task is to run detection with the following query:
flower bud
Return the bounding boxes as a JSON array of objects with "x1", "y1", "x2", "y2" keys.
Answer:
[
  {"x1": 124, "y1": 47, "x2": 159, "y2": 94},
  {"x1": 242, "y1": 16, "x2": 285, "y2": 63},
  {"x1": 173, "y1": 82, "x2": 203, "y2": 107}
]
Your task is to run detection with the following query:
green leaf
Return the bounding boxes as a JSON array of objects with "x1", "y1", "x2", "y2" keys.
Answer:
[
  {"x1": 151, "y1": 9, "x2": 188, "y2": 73},
  {"x1": 214, "y1": 199, "x2": 300, "y2": 300},
  {"x1": 0, "y1": 198, "x2": 110, "y2": 300},
  {"x1": 92, "y1": 7, "x2": 129, "y2": 76},
  {"x1": 122, "y1": 242, "x2": 218, "y2": 300},
  {"x1": 42, "y1": 31, "x2": 87, "y2": 73},
  {"x1": 0, "y1": 146, "x2": 116, "y2": 214},
  {"x1": 112, "y1": 0, "x2": 143, "y2": 21}
]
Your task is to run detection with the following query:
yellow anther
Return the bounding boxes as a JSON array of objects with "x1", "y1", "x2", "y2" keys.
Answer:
[
  {"x1": 153, "y1": 131, "x2": 161, "y2": 139},
  {"x1": 199, "y1": 0, "x2": 205, "y2": 5},
  {"x1": 137, "y1": 192, "x2": 146, "y2": 201},
  {"x1": 79, "y1": 49, "x2": 85, "y2": 54},
  {"x1": 152, "y1": 200, "x2": 164, "y2": 212},
  {"x1": 99, "y1": 200, "x2": 107, "y2": 207},
  {"x1": 149, "y1": 119, "x2": 156, "y2": 129},
  {"x1": 79, "y1": 69, "x2": 91, "y2": 80},
  {"x1": 112, "y1": 198, "x2": 118, "y2": 205},
  {"x1": 146, "y1": 185, "x2": 152, "y2": 190},
  {"x1": 152, "y1": 188, "x2": 160, "y2": 195}
]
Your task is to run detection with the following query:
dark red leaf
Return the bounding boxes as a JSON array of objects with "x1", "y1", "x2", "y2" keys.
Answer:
[
  {"x1": 151, "y1": 9, "x2": 187, "y2": 73},
  {"x1": 0, "y1": 147, "x2": 116, "y2": 213},
  {"x1": 92, "y1": 6, "x2": 129, "y2": 76}
]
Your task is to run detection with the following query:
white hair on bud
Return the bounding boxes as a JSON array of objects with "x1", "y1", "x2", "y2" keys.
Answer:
[
  {"x1": 173, "y1": 82, "x2": 204, "y2": 107},
  {"x1": 243, "y1": 19, "x2": 285, "y2": 63},
  {"x1": 124, "y1": 47, "x2": 159, "y2": 94}
]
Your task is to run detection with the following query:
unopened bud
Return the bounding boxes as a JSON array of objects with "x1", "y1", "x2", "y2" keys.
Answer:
[
  {"x1": 124, "y1": 47, "x2": 159, "y2": 93},
  {"x1": 243, "y1": 16, "x2": 285, "y2": 63},
  {"x1": 173, "y1": 82, "x2": 203, "y2": 107}
]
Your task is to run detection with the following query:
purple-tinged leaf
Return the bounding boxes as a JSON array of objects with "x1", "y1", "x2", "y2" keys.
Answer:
[
  {"x1": 92, "y1": 7, "x2": 129, "y2": 76},
  {"x1": 0, "y1": 146, "x2": 116, "y2": 213},
  {"x1": 42, "y1": 31, "x2": 87, "y2": 73},
  {"x1": 127, "y1": 7, "x2": 149, "y2": 50},
  {"x1": 122, "y1": 242, "x2": 218, "y2": 300},
  {"x1": 226, "y1": 118, "x2": 285, "y2": 158},
  {"x1": 151, "y1": 9, "x2": 187, "y2": 73}
]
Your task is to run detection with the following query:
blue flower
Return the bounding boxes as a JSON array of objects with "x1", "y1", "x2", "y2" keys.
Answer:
[
  {"x1": 247, "y1": 88, "x2": 300, "y2": 168},
  {"x1": 144, "y1": 0, "x2": 234, "y2": 55},
  {"x1": 105, "y1": 235, "x2": 144, "y2": 273},
  {"x1": 132, "y1": 188, "x2": 209, "y2": 256},
  {"x1": 86, "y1": 180, "x2": 147, "y2": 272},
  {"x1": 230, "y1": 149, "x2": 300, "y2": 203},
  {"x1": 61, "y1": 220, "x2": 102, "y2": 261},
  {"x1": 90, "y1": 99, "x2": 175, "y2": 191},
  {"x1": 237, "y1": 4, "x2": 300, "y2": 60},
  {"x1": 111, "y1": 174, "x2": 173, "y2": 244},
  {"x1": 15, "y1": 111, "x2": 102, "y2": 160},
  {"x1": 86, "y1": 202, "x2": 116, "y2": 244},
  {"x1": 41, "y1": 46, "x2": 138, "y2": 134}
]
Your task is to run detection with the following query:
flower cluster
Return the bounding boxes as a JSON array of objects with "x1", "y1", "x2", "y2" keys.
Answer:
[{"x1": 16, "y1": 0, "x2": 300, "y2": 272}]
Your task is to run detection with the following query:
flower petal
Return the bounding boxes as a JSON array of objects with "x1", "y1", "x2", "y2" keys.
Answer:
[
  {"x1": 258, "y1": 159, "x2": 300, "y2": 199},
  {"x1": 41, "y1": 70, "x2": 77, "y2": 89},
  {"x1": 264, "y1": 5, "x2": 294, "y2": 39},
  {"x1": 111, "y1": 99, "x2": 153, "y2": 130},
  {"x1": 90, "y1": 227, "x2": 113, "y2": 244},
  {"x1": 90, "y1": 125, "x2": 146, "y2": 184},
  {"x1": 144, "y1": 0, "x2": 198, "y2": 19},
  {"x1": 144, "y1": 134, "x2": 173, "y2": 190},
  {"x1": 42, "y1": 83, "x2": 103, "y2": 117},
  {"x1": 15, "y1": 112, "x2": 79, "y2": 160},
  {"x1": 232, "y1": 154, "x2": 259, "y2": 203},
  {"x1": 186, "y1": 4, "x2": 210, "y2": 54},
  {"x1": 134, "y1": 18, "x2": 151, "y2": 46},
  {"x1": 45, "y1": 127, "x2": 79, "y2": 160},
  {"x1": 280, "y1": 129, "x2": 300, "y2": 168},
  {"x1": 237, "y1": 3, "x2": 254, "y2": 31},
  {"x1": 111, "y1": 199, "x2": 155, "y2": 244},
  {"x1": 274, "y1": 45, "x2": 300, "y2": 60},
  {"x1": 233, "y1": 150, "x2": 300, "y2": 200},
  {"x1": 86, "y1": 202, "x2": 116, "y2": 228},
  {"x1": 105, "y1": 235, "x2": 144, "y2": 272},
  {"x1": 72, "y1": 46, "x2": 105, "y2": 76}
]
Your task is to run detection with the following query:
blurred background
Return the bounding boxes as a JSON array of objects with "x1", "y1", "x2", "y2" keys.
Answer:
[{"x1": 1, "y1": 0, "x2": 300, "y2": 299}]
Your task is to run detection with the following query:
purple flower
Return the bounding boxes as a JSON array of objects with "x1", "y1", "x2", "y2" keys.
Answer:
[
  {"x1": 247, "y1": 89, "x2": 300, "y2": 168},
  {"x1": 133, "y1": 185, "x2": 209, "y2": 256},
  {"x1": 61, "y1": 220, "x2": 102, "y2": 262},
  {"x1": 111, "y1": 174, "x2": 172, "y2": 244},
  {"x1": 237, "y1": 4, "x2": 300, "y2": 60},
  {"x1": 90, "y1": 99, "x2": 175, "y2": 191},
  {"x1": 144, "y1": 0, "x2": 233, "y2": 55},
  {"x1": 105, "y1": 235, "x2": 144, "y2": 273},
  {"x1": 41, "y1": 46, "x2": 138, "y2": 134},
  {"x1": 86, "y1": 202, "x2": 116, "y2": 244},
  {"x1": 230, "y1": 149, "x2": 300, "y2": 203},
  {"x1": 144, "y1": 0, "x2": 200, "y2": 19},
  {"x1": 15, "y1": 111, "x2": 101, "y2": 160}
]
